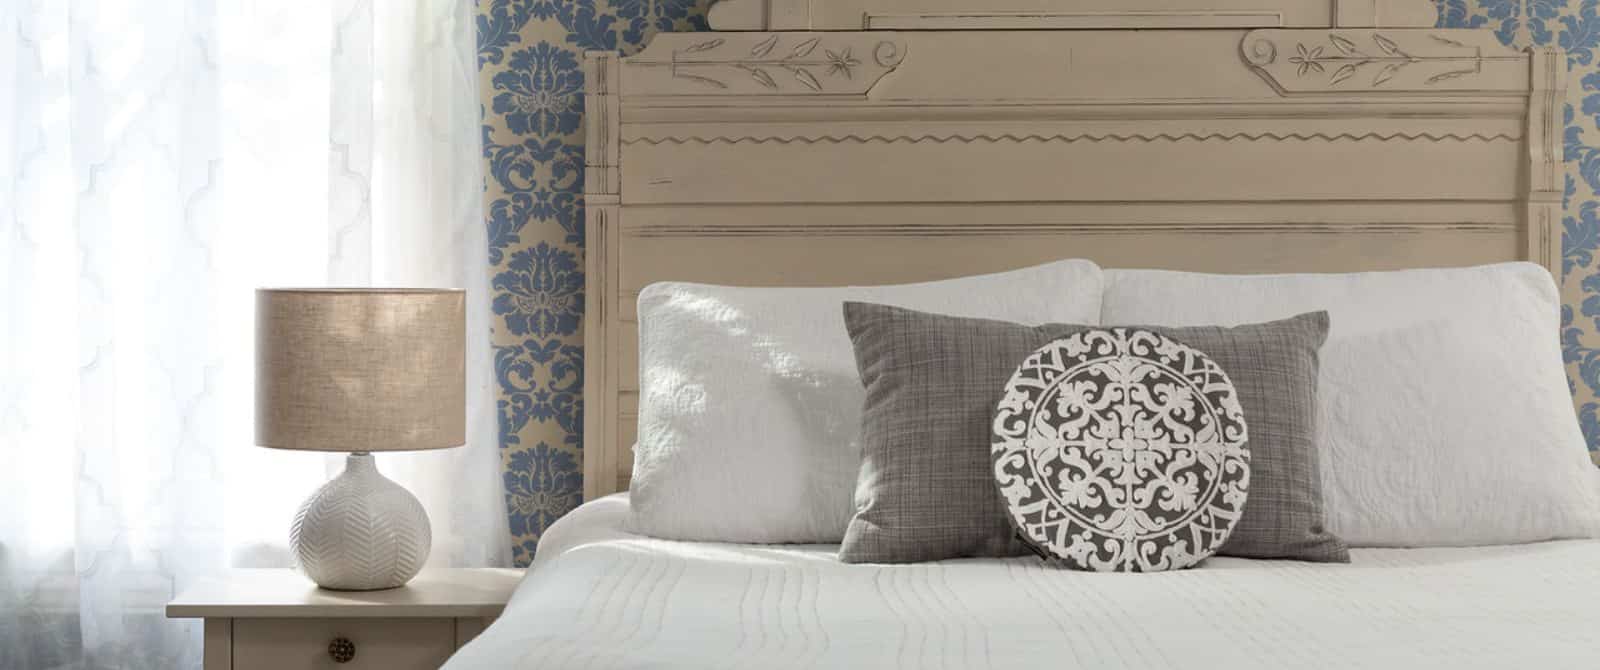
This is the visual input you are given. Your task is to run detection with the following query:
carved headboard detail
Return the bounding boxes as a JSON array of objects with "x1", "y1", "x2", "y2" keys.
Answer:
[{"x1": 579, "y1": 6, "x2": 1565, "y2": 499}]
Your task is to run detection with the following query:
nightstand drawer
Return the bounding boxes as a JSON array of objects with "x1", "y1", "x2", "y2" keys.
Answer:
[{"x1": 232, "y1": 618, "x2": 455, "y2": 670}]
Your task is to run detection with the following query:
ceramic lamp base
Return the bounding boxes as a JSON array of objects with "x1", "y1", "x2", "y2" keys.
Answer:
[{"x1": 290, "y1": 452, "x2": 431, "y2": 591}]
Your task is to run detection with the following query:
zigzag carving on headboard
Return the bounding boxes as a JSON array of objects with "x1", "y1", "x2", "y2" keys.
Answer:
[{"x1": 623, "y1": 131, "x2": 1523, "y2": 146}]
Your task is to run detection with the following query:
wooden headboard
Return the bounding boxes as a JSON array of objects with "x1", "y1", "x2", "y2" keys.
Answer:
[{"x1": 580, "y1": 0, "x2": 1566, "y2": 499}]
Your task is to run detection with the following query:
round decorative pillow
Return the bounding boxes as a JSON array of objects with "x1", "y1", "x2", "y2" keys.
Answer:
[{"x1": 991, "y1": 328, "x2": 1250, "y2": 572}]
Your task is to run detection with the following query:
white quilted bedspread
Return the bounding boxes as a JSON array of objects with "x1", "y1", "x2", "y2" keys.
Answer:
[{"x1": 445, "y1": 495, "x2": 1600, "y2": 670}]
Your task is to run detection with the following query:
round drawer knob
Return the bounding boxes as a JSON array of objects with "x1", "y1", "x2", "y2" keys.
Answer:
[{"x1": 328, "y1": 637, "x2": 356, "y2": 663}]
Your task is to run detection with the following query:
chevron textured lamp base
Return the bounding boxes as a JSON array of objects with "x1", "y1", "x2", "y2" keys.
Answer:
[{"x1": 290, "y1": 452, "x2": 431, "y2": 591}]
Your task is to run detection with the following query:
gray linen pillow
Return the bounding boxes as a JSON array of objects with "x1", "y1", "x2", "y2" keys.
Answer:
[{"x1": 837, "y1": 302, "x2": 1347, "y2": 564}]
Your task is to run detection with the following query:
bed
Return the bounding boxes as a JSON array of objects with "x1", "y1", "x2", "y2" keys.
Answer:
[
  {"x1": 449, "y1": 0, "x2": 1599, "y2": 666},
  {"x1": 449, "y1": 495, "x2": 1600, "y2": 668}
]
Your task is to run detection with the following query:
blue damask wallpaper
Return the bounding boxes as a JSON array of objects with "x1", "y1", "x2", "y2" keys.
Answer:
[
  {"x1": 477, "y1": 0, "x2": 711, "y2": 565},
  {"x1": 478, "y1": 0, "x2": 1600, "y2": 565}
]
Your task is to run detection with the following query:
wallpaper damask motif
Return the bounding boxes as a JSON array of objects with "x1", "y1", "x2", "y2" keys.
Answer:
[
  {"x1": 477, "y1": 0, "x2": 711, "y2": 565},
  {"x1": 477, "y1": 0, "x2": 1600, "y2": 564}
]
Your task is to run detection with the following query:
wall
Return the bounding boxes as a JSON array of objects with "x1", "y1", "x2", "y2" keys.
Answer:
[
  {"x1": 477, "y1": 0, "x2": 1600, "y2": 564},
  {"x1": 477, "y1": 0, "x2": 711, "y2": 564}
]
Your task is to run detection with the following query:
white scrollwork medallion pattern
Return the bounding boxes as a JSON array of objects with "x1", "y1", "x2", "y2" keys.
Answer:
[{"x1": 991, "y1": 329, "x2": 1250, "y2": 572}]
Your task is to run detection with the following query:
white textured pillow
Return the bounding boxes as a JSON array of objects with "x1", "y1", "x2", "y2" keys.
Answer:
[
  {"x1": 633, "y1": 260, "x2": 1105, "y2": 543},
  {"x1": 1103, "y1": 262, "x2": 1600, "y2": 547}
]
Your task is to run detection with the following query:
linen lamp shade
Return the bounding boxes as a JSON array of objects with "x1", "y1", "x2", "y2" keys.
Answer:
[{"x1": 256, "y1": 288, "x2": 466, "y2": 453}]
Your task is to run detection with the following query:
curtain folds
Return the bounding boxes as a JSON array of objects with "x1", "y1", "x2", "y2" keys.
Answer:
[{"x1": 0, "y1": 1, "x2": 508, "y2": 668}]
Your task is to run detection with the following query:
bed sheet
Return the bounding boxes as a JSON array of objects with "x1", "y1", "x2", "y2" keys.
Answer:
[{"x1": 446, "y1": 495, "x2": 1600, "y2": 669}]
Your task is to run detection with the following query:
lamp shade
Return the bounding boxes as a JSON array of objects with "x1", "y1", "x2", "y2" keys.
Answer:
[{"x1": 256, "y1": 288, "x2": 466, "y2": 452}]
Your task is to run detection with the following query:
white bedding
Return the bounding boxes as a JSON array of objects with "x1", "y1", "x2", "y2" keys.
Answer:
[
  {"x1": 447, "y1": 495, "x2": 1600, "y2": 669},
  {"x1": 1104, "y1": 264, "x2": 1600, "y2": 547},
  {"x1": 632, "y1": 260, "x2": 1104, "y2": 544}
]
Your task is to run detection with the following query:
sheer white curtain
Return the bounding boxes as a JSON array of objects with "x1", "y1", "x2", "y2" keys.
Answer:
[{"x1": 0, "y1": 1, "x2": 508, "y2": 667}]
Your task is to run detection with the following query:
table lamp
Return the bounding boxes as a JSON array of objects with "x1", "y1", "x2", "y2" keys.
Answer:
[{"x1": 255, "y1": 288, "x2": 465, "y2": 591}]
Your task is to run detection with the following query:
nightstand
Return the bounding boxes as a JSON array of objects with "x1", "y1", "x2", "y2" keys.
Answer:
[{"x1": 167, "y1": 568, "x2": 522, "y2": 670}]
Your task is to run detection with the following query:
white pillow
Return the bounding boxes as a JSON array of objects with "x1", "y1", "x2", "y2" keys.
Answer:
[
  {"x1": 632, "y1": 260, "x2": 1105, "y2": 543},
  {"x1": 1103, "y1": 262, "x2": 1600, "y2": 547}
]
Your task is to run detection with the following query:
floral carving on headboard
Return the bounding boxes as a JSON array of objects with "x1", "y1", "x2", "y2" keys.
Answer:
[
  {"x1": 628, "y1": 32, "x2": 907, "y2": 95},
  {"x1": 1243, "y1": 29, "x2": 1522, "y2": 94},
  {"x1": 1282, "y1": 33, "x2": 1480, "y2": 86}
]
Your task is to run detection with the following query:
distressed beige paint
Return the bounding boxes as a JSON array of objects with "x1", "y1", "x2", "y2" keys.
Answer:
[
  {"x1": 582, "y1": 23, "x2": 1567, "y2": 499},
  {"x1": 707, "y1": 0, "x2": 1439, "y2": 30}
]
